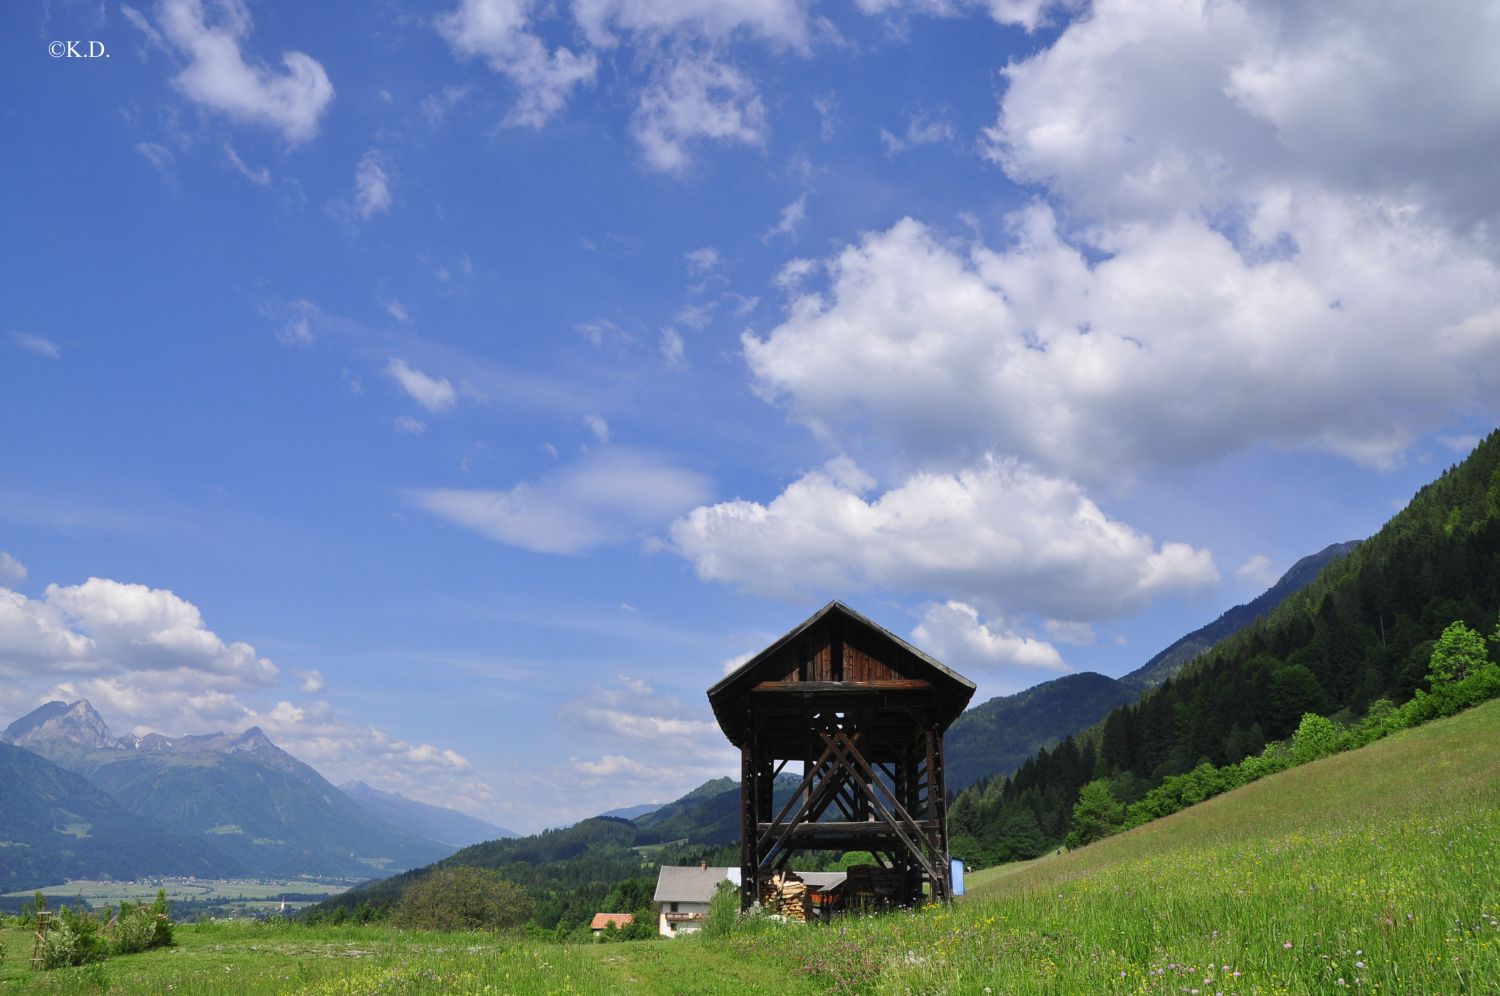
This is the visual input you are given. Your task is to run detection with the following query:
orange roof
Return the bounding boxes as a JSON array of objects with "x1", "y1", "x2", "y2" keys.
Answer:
[{"x1": 590, "y1": 913, "x2": 635, "y2": 930}]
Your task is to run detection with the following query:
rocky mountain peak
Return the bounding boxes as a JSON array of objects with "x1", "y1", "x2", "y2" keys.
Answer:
[{"x1": 3, "y1": 699, "x2": 119, "y2": 751}]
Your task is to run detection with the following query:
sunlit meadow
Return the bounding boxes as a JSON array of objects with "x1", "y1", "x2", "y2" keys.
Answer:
[{"x1": 5, "y1": 700, "x2": 1497, "y2": 994}]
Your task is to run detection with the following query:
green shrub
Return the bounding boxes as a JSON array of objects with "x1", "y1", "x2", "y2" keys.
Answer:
[
  {"x1": 109, "y1": 890, "x2": 174, "y2": 955},
  {"x1": 1233, "y1": 740, "x2": 1291, "y2": 785},
  {"x1": 703, "y1": 879, "x2": 739, "y2": 940},
  {"x1": 1290, "y1": 712, "x2": 1341, "y2": 765},
  {"x1": 41, "y1": 906, "x2": 108, "y2": 970}
]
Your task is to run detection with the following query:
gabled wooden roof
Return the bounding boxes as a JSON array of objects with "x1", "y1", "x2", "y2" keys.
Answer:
[{"x1": 707, "y1": 600, "x2": 975, "y2": 749}]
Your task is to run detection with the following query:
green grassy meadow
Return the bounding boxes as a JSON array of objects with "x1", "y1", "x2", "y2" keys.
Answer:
[{"x1": 4, "y1": 699, "x2": 1499, "y2": 994}]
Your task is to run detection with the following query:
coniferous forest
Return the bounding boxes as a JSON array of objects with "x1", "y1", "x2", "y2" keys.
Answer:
[{"x1": 951, "y1": 429, "x2": 1500, "y2": 866}]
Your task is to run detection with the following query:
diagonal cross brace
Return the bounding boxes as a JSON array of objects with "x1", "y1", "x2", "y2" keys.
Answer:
[{"x1": 817, "y1": 730, "x2": 944, "y2": 887}]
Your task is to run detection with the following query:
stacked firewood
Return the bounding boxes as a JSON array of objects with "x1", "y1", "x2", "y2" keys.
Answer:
[
  {"x1": 759, "y1": 870, "x2": 810, "y2": 921},
  {"x1": 843, "y1": 864, "x2": 898, "y2": 907}
]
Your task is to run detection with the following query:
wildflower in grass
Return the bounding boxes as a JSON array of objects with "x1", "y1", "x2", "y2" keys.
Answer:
[{"x1": 1283, "y1": 941, "x2": 1293, "y2": 949}]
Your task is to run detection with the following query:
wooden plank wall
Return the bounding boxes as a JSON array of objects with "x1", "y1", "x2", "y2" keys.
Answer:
[{"x1": 768, "y1": 621, "x2": 906, "y2": 684}]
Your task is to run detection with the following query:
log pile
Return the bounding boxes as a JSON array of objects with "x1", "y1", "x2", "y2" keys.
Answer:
[
  {"x1": 759, "y1": 870, "x2": 809, "y2": 921},
  {"x1": 843, "y1": 864, "x2": 898, "y2": 908}
]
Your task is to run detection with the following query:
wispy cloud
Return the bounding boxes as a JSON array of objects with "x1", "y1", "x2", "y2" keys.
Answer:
[
  {"x1": 222, "y1": 142, "x2": 271, "y2": 185},
  {"x1": 584, "y1": 413, "x2": 611, "y2": 443},
  {"x1": 436, "y1": 0, "x2": 597, "y2": 128},
  {"x1": 763, "y1": 192, "x2": 806, "y2": 242},
  {"x1": 386, "y1": 358, "x2": 456, "y2": 412},
  {"x1": 405, "y1": 450, "x2": 711, "y2": 555},
  {"x1": 393, "y1": 415, "x2": 427, "y2": 435},
  {"x1": 9, "y1": 331, "x2": 61, "y2": 359},
  {"x1": 354, "y1": 150, "x2": 393, "y2": 219},
  {"x1": 134, "y1": 142, "x2": 177, "y2": 187},
  {"x1": 1235, "y1": 554, "x2": 1278, "y2": 588},
  {"x1": 632, "y1": 54, "x2": 768, "y2": 175}
]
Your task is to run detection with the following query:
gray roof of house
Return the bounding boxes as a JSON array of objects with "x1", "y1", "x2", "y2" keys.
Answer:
[{"x1": 654, "y1": 866, "x2": 734, "y2": 903}]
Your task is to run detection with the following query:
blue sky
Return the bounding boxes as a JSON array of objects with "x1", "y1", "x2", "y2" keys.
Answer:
[{"x1": 3, "y1": 0, "x2": 1499, "y2": 832}]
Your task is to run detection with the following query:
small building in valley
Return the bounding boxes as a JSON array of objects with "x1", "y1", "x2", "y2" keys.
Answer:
[
  {"x1": 652, "y1": 865, "x2": 739, "y2": 937},
  {"x1": 589, "y1": 912, "x2": 635, "y2": 937},
  {"x1": 652, "y1": 864, "x2": 850, "y2": 934}
]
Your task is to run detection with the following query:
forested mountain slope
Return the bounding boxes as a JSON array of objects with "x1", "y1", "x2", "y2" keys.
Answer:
[
  {"x1": 944, "y1": 541, "x2": 1358, "y2": 792},
  {"x1": 953, "y1": 430, "x2": 1500, "y2": 864},
  {"x1": 0, "y1": 742, "x2": 236, "y2": 891}
]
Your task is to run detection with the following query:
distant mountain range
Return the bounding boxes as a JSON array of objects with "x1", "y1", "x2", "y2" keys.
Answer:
[
  {"x1": 597, "y1": 803, "x2": 661, "y2": 821},
  {"x1": 0, "y1": 701, "x2": 510, "y2": 890},
  {"x1": 341, "y1": 780, "x2": 518, "y2": 847},
  {"x1": 0, "y1": 741, "x2": 235, "y2": 891},
  {"x1": 944, "y1": 541, "x2": 1360, "y2": 790}
]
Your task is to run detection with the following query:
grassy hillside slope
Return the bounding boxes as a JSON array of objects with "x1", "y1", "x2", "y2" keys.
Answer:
[
  {"x1": 943, "y1": 696, "x2": 1500, "y2": 991},
  {"x1": 11, "y1": 699, "x2": 1497, "y2": 993}
]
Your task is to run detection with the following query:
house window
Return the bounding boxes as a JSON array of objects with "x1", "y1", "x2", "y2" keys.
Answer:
[{"x1": 669, "y1": 902, "x2": 678, "y2": 912}]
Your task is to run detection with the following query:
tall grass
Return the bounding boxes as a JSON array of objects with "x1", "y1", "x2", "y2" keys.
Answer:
[{"x1": 706, "y1": 698, "x2": 1500, "y2": 994}]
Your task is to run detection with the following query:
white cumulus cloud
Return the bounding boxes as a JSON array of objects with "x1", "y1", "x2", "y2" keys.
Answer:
[
  {"x1": 744, "y1": 206, "x2": 1500, "y2": 483},
  {"x1": 670, "y1": 454, "x2": 1217, "y2": 620},
  {"x1": 155, "y1": 0, "x2": 334, "y2": 144},
  {"x1": 743, "y1": 0, "x2": 1500, "y2": 495},
  {"x1": 0, "y1": 578, "x2": 277, "y2": 687},
  {"x1": 0, "y1": 553, "x2": 27, "y2": 585},
  {"x1": 912, "y1": 600, "x2": 1067, "y2": 698}
]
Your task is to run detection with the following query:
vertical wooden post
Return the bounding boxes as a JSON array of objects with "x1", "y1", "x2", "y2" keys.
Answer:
[
  {"x1": 740, "y1": 742, "x2": 757, "y2": 911},
  {"x1": 926, "y1": 728, "x2": 952, "y2": 902}
]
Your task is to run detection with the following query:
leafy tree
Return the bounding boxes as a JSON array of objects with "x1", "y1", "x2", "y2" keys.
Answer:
[
  {"x1": 1290, "y1": 713, "x2": 1341, "y2": 765},
  {"x1": 391, "y1": 867, "x2": 533, "y2": 932},
  {"x1": 1427, "y1": 620, "x2": 1489, "y2": 686},
  {"x1": 1064, "y1": 779, "x2": 1124, "y2": 849}
]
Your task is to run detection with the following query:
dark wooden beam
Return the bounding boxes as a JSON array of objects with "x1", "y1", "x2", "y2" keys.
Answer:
[{"x1": 750, "y1": 679, "x2": 932, "y2": 694}]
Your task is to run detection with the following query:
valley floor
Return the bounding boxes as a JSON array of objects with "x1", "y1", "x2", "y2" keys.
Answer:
[{"x1": 4, "y1": 698, "x2": 1499, "y2": 994}]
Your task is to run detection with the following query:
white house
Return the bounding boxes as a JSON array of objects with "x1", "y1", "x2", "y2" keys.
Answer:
[
  {"x1": 652, "y1": 865, "x2": 740, "y2": 937},
  {"x1": 652, "y1": 865, "x2": 849, "y2": 935}
]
